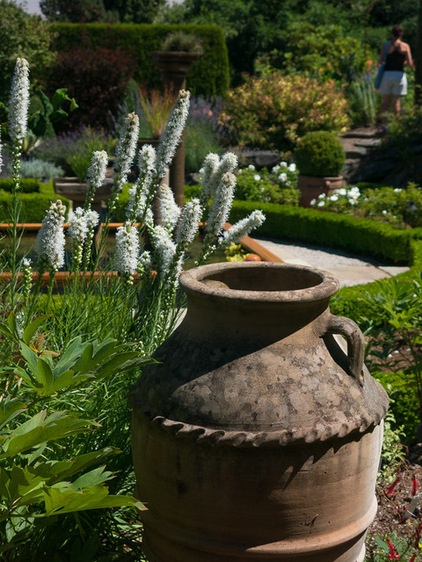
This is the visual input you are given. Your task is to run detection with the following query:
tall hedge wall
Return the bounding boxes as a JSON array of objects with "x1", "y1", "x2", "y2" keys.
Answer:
[{"x1": 51, "y1": 23, "x2": 230, "y2": 97}]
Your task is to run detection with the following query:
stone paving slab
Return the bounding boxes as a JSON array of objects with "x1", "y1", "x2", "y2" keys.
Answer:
[{"x1": 253, "y1": 238, "x2": 409, "y2": 287}]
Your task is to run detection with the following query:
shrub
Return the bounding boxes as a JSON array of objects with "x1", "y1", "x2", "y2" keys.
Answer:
[
  {"x1": 0, "y1": 192, "x2": 70, "y2": 223},
  {"x1": 47, "y1": 47, "x2": 136, "y2": 130},
  {"x1": 160, "y1": 30, "x2": 204, "y2": 54},
  {"x1": 229, "y1": 200, "x2": 420, "y2": 264},
  {"x1": 256, "y1": 23, "x2": 368, "y2": 87},
  {"x1": 34, "y1": 127, "x2": 115, "y2": 180},
  {"x1": 0, "y1": 178, "x2": 41, "y2": 194},
  {"x1": 311, "y1": 183, "x2": 422, "y2": 229},
  {"x1": 294, "y1": 131, "x2": 345, "y2": 177},
  {"x1": 235, "y1": 163, "x2": 299, "y2": 206},
  {"x1": 19, "y1": 158, "x2": 64, "y2": 180},
  {"x1": 219, "y1": 72, "x2": 349, "y2": 151}
]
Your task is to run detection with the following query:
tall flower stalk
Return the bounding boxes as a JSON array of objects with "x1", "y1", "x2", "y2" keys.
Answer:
[
  {"x1": 35, "y1": 199, "x2": 66, "y2": 301},
  {"x1": 7, "y1": 58, "x2": 30, "y2": 307}
]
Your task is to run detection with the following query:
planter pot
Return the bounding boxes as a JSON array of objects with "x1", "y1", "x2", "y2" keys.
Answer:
[
  {"x1": 298, "y1": 175, "x2": 344, "y2": 207},
  {"x1": 131, "y1": 262, "x2": 388, "y2": 562},
  {"x1": 53, "y1": 177, "x2": 113, "y2": 214},
  {"x1": 152, "y1": 51, "x2": 201, "y2": 92}
]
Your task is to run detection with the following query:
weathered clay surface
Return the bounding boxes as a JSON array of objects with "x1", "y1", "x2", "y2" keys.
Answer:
[{"x1": 131, "y1": 262, "x2": 389, "y2": 562}]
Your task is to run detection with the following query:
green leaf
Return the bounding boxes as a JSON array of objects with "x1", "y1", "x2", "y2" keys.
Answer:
[
  {"x1": 53, "y1": 336, "x2": 84, "y2": 376},
  {"x1": 0, "y1": 399, "x2": 27, "y2": 431},
  {"x1": 19, "y1": 343, "x2": 40, "y2": 380},
  {"x1": 22, "y1": 315, "x2": 51, "y2": 345},
  {"x1": 43, "y1": 485, "x2": 141, "y2": 516},
  {"x1": 0, "y1": 411, "x2": 95, "y2": 459},
  {"x1": 35, "y1": 357, "x2": 54, "y2": 394},
  {"x1": 32, "y1": 447, "x2": 120, "y2": 484}
]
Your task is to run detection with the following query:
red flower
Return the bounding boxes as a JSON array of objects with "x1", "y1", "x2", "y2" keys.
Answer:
[
  {"x1": 385, "y1": 477, "x2": 400, "y2": 497},
  {"x1": 412, "y1": 474, "x2": 418, "y2": 496},
  {"x1": 388, "y1": 539, "x2": 400, "y2": 559}
]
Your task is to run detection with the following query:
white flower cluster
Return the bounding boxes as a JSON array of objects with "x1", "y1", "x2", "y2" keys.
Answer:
[
  {"x1": 114, "y1": 222, "x2": 140, "y2": 276},
  {"x1": 68, "y1": 207, "x2": 89, "y2": 245},
  {"x1": 158, "y1": 184, "x2": 181, "y2": 232},
  {"x1": 114, "y1": 112, "x2": 140, "y2": 187},
  {"x1": 36, "y1": 200, "x2": 66, "y2": 271},
  {"x1": 221, "y1": 210, "x2": 266, "y2": 245},
  {"x1": 201, "y1": 152, "x2": 238, "y2": 205},
  {"x1": 156, "y1": 90, "x2": 190, "y2": 179},
  {"x1": 126, "y1": 144, "x2": 157, "y2": 225},
  {"x1": 150, "y1": 225, "x2": 177, "y2": 280},
  {"x1": 310, "y1": 186, "x2": 361, "y2": 208},
  {"x1": 86, "y1": 150, "x2": 108, "y2": 192},
  {"x1": 8, "y1": 58, "x2": 30, "y2": 144},
  {"x1": 175, "y1": 198, "x2": 202, "y2": 250}
]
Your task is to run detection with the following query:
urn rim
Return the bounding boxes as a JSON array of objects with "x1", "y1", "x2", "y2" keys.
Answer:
[{"x1": 180, "y1": 262, "x2": 339, "y2": 303}]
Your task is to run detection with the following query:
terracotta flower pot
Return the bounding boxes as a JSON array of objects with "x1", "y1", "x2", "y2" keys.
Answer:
[
  {"x1": 131, "y1": 262, "x2": 388, "y2": 562},
  {"x1": 298, "y1": 175, "x2": 344, "y2": 207}
]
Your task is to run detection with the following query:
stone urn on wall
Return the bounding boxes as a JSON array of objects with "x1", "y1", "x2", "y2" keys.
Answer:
[
  {"x1": 131, "y1": 262, "x2": 388, "y2": 562},
  {"x1": 295, "y1": 131, "x2": 346, "y2": 207}
]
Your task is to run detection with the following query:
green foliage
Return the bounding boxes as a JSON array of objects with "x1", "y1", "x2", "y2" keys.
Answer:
[
  {"x1": 47, "y1": 47, "x2": 136, "y2": 131},
  {"x1": 331, "y1": 269, "x2": 422, "y2": 441},
  {"x1": 0, "y1": 193, "x2": 70, "y2": 223},
  {"x1": 51, "y1": 23, "x2": 230, "y2": 98},
  {"x1": 185, "y1": 119, "x2": 222, "y2": 175},
  {"x1": 40, "y1": 0, "x2": 109, "y2": 22},
  {"x1": 375, "y1": 371, "x2": 420, "y2": 443},
  {"x1": 19, "y1": 159, "x2": 64, "y2": 181},
  {"x1": 219, "y1": 72, "x2": 350, "y2": 151},
  {"x1": 294, "y1": 131, "x2": 346, "y2": 177},
  {"x1": 0, "y1": 314, "x2": 148, "y2": 556},
  {"x1": 347, "y1": 71, "x2": 379, "y2": 127},
  {"x1": 160, "y1": 30, "x2": 204, "y2": 54},
  {"x1": 311, "y1": 183, "x2": 422, "y2": 229},
  {"x1": 0, "y1": 1, "x2": 55, "y2": 104},
  {"x1": 370, "y1": 531, "x2": 421, "y2": 561},
  {"x1": 381, "y1": 104, "x2": 422, "y2": 159},
  {"x1": 28, "y1": 88, "x2": 78, "y2": 139},
  {"x1": 229, "y1": 200, "x2": 421, "y2": 264},
  {"x1": 103, "y1": 0, "x2": 166, "y2": 24},
  {"x1": 34, "y1": 127, "x2": 115, "y2": 181},
  {"x1": 0, "y1": 179, "x2": 41, "y2": 194},
  {"x1": 257, "y1": 23, "x2": 369, "y2": 86},
  {"x1": 378, "y1": 407, "x2": 408, "y2": 482},
  {"x1": 235, "y1": 163, "x2": 299, "y2": 206}
]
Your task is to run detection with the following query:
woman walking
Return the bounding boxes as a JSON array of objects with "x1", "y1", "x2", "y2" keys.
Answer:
[{"x1": 378, "y1": 25, "x2": 414, "y2": 117}]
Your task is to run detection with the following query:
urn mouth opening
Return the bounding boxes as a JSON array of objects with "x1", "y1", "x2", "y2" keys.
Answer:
[{"x1": 180, "y1": 262, "x2": 339, "y2": 302}]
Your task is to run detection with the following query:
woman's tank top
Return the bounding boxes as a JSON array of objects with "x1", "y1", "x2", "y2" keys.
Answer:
[{"x1": 384, "y1": 46, "x2": 406, "y2": 72}]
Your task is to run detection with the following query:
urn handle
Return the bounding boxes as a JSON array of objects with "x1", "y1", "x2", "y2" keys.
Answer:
[{"x1": 324, "y1": 315, "x2": 365, "y2": 385}]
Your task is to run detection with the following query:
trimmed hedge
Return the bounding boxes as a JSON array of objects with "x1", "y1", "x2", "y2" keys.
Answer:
[
  {"x1": 0, "y1": 179, "x2": 41, "y2": 194},
  {"x1": 51, "y1": 24, "x2": 230, "y2": 98},
  {"x1": 229, "y1": 200, "x2": 422, "y2": 265},
  {"x1": 0, "y1": 193, "x2": 70, "y2": 223}
]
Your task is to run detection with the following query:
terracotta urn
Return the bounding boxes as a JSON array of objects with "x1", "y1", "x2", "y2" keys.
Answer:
[
  {"x1": 298, "y1": 175, "x2": 344, "y2": 207},
  {"x1": 131, "y1": 262, "x2": 388, "y2": 562}
]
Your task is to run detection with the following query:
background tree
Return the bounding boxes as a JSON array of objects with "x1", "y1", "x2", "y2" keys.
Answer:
[
  {"x1": 39, "y1": 0, "x2": 108, "y2": 22},
  {"x1": 40, "y1": 0, "x2": 165, "y2": 23},
  {"x1": 0, "y1": 1, "x2": 55, "y2": 103},
  {"x1": 103, "y1": 0, "x2": 166, "y2": 23}
]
